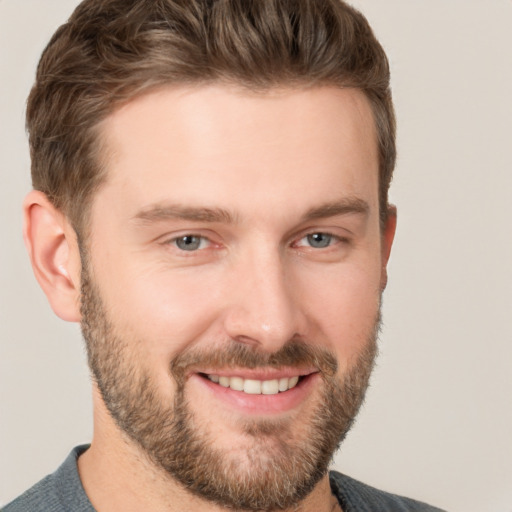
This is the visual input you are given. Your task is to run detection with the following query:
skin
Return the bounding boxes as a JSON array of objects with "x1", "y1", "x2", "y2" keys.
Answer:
[{"x1": 24, "y1": 85, "x2": 396, "y2": 512}]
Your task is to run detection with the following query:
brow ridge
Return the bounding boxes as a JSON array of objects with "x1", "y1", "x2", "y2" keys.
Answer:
[
  {"x1": 133, "y1": 204, "x2": 235, "y2": 224},
  {"x1": 301, "y1": 197, "x2": 370, "y2": 222},
  {"x1": 132, "y1": 197, "x2": 369, "y2": 226}
]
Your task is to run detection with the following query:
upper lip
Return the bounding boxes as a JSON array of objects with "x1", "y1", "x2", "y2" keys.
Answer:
[{"x1": 193, "y1": 367, "x2": 318, "y2": 380}]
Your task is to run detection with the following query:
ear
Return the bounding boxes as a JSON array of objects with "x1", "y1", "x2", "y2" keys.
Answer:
[
  {"x1": 380, "y1": 205, "x2": 397, "y2": 291},
  {"x1": 23, "y1": 190, "x2": 82, "y2": 322}
]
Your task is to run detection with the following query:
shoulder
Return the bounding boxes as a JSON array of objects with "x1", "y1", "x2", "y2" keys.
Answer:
[
  {"x1": 3, "y1": 474, "x2": 57, "y2": 512},
  {"x1": 3, "y1": 445, "x2": 94, "y2": 512},
  {"x1": 329, "y1": 470, "x2": 447, "y2": 512}
]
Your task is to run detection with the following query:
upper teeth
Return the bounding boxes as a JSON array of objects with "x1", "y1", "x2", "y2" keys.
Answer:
[{"x1": 207, "y1": 375, "x2": 300, "y2": 395}]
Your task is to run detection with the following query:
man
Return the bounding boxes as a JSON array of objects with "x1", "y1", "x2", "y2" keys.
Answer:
[{"x1": 5, "y1": 0, "x2": 445, "y2": 511}]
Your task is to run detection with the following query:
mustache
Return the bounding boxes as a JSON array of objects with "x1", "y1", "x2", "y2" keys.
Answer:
[{"x1": 170, "y1": 339, "x2": 338, "y2": 383}]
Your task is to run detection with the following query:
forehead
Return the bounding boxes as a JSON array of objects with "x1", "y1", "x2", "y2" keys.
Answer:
[{"x1": 95, "y1": 84, "x2": 379, "y2": 222}]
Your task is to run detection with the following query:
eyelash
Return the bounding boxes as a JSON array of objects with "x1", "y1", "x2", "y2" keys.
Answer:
[
  {"x1": 168, "y1": 234, "x2": 212, "y2": 252},
  {"x1": 294, "y1": 232, "x2": 344, "y2": 249},
  {"x1": 165, "y1": 231, "x2": 346, "y2": 253}
]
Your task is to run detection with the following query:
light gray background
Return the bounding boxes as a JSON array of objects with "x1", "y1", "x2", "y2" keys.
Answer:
[{"x1": 1, "y1": 1, "x2": 511, "y2": 510}]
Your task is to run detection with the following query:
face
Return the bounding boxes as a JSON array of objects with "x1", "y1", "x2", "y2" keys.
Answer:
[{"x1": 80, "y1": 85, "x2": 392, "y2": 510}]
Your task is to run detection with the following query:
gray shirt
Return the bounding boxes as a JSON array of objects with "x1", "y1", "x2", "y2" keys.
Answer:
[{"x1": 4, "y1": 445, "x2": 446, "y2": 511}]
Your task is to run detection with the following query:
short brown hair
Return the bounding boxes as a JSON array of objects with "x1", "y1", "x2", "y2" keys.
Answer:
[{"x1": 27, "y1": 0, "x2": 395, "y2": 234}]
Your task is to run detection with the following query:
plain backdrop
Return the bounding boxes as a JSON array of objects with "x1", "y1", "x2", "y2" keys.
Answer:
[{"x1": 1, "y1": 1, "x2": 511, "y2": 510}]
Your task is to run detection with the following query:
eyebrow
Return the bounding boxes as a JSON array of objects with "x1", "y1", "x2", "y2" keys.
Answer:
[
  {"x1": 132, "y1": 204, "x2": 235, "y2": 224},
  {"x1": 300, "y1": 197, "x2": 370, "y2": 222},
  {"x1": 132, "y1": 197, "x2": 369, "y2": 225}
]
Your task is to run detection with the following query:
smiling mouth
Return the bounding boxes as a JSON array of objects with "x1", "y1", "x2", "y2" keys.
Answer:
[{"x1": 200, "y1": 374, "x2": 306, "y2": 395}]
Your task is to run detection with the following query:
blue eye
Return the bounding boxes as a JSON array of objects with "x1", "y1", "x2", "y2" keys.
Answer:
[
  {"x1": 305, "y1": 233, "x2": 334, "y2": 248},
  {"x1": 174, "y1": 235, "x2": 209, "y2": 251}
]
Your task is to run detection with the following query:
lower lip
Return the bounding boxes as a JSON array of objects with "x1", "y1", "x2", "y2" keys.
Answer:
[{"x1": 191, "y1": 373, "x2": 320, "y2": 415}]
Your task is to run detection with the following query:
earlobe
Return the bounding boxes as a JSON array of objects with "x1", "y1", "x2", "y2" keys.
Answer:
[
  {"x1": 23, "y1": 190, "x2": 82, "y2": 322},
  {"x1": 380, "y1": 205, "x2": 397, "y2": 291}
]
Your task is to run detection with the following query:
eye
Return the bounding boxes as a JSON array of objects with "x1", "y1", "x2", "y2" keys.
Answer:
[
  {"x1": 172, "y1": 235, "x2": 210, "y2": 251},
  {"x1": 296, "y1": 232, "x2": 336, "y2": 249}
]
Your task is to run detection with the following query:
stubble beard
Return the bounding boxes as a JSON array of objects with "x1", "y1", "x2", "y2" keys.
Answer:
[{"x1": 80, "y1": 261, "x2": 380, "y2": 511}]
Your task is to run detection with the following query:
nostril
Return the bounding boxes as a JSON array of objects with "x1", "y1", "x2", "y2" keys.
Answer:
[{"x1": 232, "y1": 334, "x2": 264, "y2": 348}]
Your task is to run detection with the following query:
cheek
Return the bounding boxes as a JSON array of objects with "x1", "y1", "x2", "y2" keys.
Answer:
[
  {"x1": 298, "y1": 259, "x2": 381, "y2": 362},
  {"x1": 91, "y1": 252, "x2": 226, "y2": 363}
]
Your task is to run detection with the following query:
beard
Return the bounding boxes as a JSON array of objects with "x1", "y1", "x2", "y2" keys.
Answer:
[{"x1": 80, "y1": 260, "x2": 380, "y2": 511}]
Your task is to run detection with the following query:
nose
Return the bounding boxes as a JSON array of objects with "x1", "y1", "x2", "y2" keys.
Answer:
[{"x1": 222, "y1": 247, "x2": 306, "y2": 353}]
